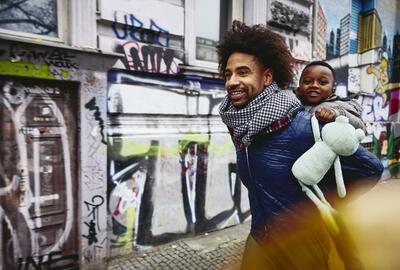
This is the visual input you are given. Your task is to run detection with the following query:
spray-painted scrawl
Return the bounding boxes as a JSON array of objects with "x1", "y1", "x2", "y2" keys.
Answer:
[{"x1": 0, "y1": 80, "x2": 78, "y2": 269}]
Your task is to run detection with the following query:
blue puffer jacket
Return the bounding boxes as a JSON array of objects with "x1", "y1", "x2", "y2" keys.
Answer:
[{"x1": 235, "y1": 110, "x2": 384, "y2": 242}]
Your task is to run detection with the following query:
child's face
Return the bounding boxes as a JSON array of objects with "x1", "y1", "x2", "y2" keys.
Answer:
[{"x1": 297, "y1": 65, "x2": 335, "y2": 105}]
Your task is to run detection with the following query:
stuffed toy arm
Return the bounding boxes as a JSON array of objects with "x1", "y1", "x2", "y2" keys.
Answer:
[
  {"x1": 311, "y1": 114, "x2": 322, "y2": 142},
  {"x1": 334, "y1": 156, "x2": 346, "y2": 198}
]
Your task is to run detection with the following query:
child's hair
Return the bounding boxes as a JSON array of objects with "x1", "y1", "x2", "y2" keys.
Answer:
[{"x1": 300, "y1": 61, "x2": 336, "y2": 83}]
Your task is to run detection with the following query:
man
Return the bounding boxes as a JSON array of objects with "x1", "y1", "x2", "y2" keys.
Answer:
[{"x1": 218, "y1": 21, "x2": 383, "y2": 269}]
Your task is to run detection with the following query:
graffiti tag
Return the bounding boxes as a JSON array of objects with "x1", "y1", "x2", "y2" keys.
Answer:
[{"x1": 112, "y1": 12, "x2": 170, "y2": 47}]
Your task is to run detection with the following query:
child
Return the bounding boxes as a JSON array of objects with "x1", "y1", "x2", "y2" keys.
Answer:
[{"x1": 297, "y1": 61, "x2": 366, "y2": 131}]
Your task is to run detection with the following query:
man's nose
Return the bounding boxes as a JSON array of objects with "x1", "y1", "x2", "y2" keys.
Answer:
[{"x1": 226, "y1": 74, "x2": 239, "y2": 89}]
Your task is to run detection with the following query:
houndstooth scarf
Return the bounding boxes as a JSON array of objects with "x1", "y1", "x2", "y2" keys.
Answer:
[{"x1": 219, "y1": 82, "x2": 302, "y2": 146}]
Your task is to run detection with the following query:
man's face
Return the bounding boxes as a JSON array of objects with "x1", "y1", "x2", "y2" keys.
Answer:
[
  {"x1": 297, "y1": 65, "x2": 334, "y2": 105},
  {"x1": 224, "y1": 52, "x2": 272, "y2": 108}
]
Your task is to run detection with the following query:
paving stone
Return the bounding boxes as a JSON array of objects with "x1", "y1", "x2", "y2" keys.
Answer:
[{"x1": 107, "y1": 222, "x2": 250, "y2": 270}]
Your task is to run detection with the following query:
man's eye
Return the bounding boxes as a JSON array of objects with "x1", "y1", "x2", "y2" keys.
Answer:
[
  {"x1": 224, "y1": 73, "x2": 231, "y2": 79},
  {"x1": 238, "y1": 70, "x2": 249, "y2": 76}
]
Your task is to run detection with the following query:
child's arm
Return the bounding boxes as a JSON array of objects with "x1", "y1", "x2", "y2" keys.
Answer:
[
  {"x1": 332, "y1": 99, "x2": 366, "y2": 131},
  {"x1": 314, "y1": 100, "x2": 366, "y2": 131}
]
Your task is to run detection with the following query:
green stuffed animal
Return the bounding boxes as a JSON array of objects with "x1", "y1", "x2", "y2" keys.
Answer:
[{"x1": 292, "y1": 115, "x2": 365, "y2": 234}]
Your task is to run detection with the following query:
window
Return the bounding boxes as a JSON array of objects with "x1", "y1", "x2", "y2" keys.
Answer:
[
  {"x1": 185, "y1": 0, "x2": 243, "y2": 69},
  {"x1": 0, "y1": 0, "x2": 65, "y2": 41},
  {"x1": 194, "y1": 0, "x2": 228, "y2": 63},
  {"x1": 358, "y1": 9, "x2": 382, "y2": 53}
]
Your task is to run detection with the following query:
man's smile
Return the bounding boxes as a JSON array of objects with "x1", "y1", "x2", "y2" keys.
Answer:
[{"x1": 228, "y1": 88, "x2": 246, "y2": 101}]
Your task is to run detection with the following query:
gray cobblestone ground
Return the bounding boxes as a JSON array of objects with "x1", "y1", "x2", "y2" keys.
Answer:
[{"x1": 107, "y1": 222, "x2": 250, "y2": 270}]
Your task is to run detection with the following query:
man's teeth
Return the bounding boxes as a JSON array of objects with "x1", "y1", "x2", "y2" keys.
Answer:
[{"x1": 230, "y1": 91, "x2": 242, "y2": 95}]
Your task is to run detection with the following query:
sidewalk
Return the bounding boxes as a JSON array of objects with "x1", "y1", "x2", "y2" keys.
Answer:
[
  {"x1": 107, "y1": 222, "x2": 250, "y2": 270},
  {"x1": 107, "y1": 179, "x2": 400, "y2": 270}
]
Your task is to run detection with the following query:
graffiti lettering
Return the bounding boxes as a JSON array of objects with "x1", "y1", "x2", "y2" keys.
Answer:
[
  {"x1": 10, "y1": 46, "x2": 79, "y2": 69},
  {"x1": 83, "y1": 220, "x2": 98, "y2": 245},
  {"x1": 84, "y1": 195, "x2": 105, "y2": 222},
  {"x1": 112, "y1": 12, "x2": 170, "y2": 47},
  {"x1": 83, "y1": 195, "x2": 104, "y2": 246},
  {"x1": 84, "y1": 97, "x2": 107, "y2": 145},
  {"x1": 359, "y1": 94, "x2": 389, "y2": 122},
  {"x1": 117, "y1": 41, "x2": 182, "y2": 74},
  {"x1": 17, "y1": 251, "x2": 79, "y2": 270}
]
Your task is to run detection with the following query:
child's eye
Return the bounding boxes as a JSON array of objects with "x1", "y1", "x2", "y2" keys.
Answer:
[
  {"x1": 302, "y1": 79, "x2": 312, "y2": 84},
  {"x1": 319, "y1": 80, "x2": 328, "y2": 85}
]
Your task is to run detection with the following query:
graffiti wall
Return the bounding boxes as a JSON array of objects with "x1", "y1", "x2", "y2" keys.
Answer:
[
  {"x1": 98, "y1": 0, "x2": 184, "y2": 74},
  {"x1": 0, "y1": 39, "x2": 115, "y2": 268},
  {"x1": 107, "y1": 72, "x2": 250, "y2": 255},
  {"x1": 315, "y1": 0, "x2": 400, "y2": 177},
  {"x1": 0, "y1": 78, "x2": 79, "y2": 269}
]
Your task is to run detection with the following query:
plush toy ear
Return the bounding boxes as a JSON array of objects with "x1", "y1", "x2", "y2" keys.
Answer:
[{"x1": 355, "y1": 129, "x2": 365, "y2": 142}]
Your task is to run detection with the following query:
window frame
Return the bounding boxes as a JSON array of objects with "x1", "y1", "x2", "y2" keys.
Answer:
[
  {"x1": 184, "y1": 0, "x2": 243, "y2": 70},
  {"x1": 0, "y1": 0, "x2": 67, "y2": 43}
]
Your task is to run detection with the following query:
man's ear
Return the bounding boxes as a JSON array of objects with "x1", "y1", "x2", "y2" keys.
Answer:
[{"x1": 263, "y1": 68, "x2": 273, "y2": 87}]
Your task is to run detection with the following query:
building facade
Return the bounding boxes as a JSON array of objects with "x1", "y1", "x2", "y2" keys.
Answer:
[{"x1": 0, "y1": 0, "x2": 399, "y2": 269}]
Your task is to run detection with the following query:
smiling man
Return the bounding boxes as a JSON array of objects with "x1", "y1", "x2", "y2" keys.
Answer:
[
  {"x1": 218, "y1": 21, "x2": 301, "y2": 147},
  {"x1": 217, "y1": 21, "x2": 383, "y2": 270}
]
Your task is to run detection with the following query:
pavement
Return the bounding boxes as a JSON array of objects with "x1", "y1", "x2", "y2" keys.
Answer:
[
  {"x1": 106, "y1": 178, "x2": 400, "y2": 270},
  {"x1": 107, "y1": 222, "x2": 250, "y2": 270}
]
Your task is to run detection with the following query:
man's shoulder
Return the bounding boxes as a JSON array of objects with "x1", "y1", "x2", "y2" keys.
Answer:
[
  {"x1": 255, "y1": 110, "x2": 314, "y2": 144},
  {"x1": 271, "y1": 89, "x2": 298, "y2": 101},
  {"x1": 288, "y1": 110, "x2": 313, "y2": 132}
]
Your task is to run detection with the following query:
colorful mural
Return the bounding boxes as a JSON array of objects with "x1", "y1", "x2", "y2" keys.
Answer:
[{"x1": 316, "y1": 0, "x2": 400, "y2": 177}]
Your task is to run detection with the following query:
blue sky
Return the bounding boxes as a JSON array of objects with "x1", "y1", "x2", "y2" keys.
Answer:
[
  {"x1": 319, "y1": 0, "x2": 350, "y2": 36},
  {"x1": 376, "y1": 0, "x2": 398, "y2": 47},
  {"x1": 319, "y1": 0, "x2": 398, "y2": 50}
]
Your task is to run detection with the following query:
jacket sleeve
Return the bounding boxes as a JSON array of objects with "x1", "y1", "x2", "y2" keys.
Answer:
[
  {"x1": 292, "y1": 112, "x2": 383, "y2": 200},
  {"x1": 332, "y1": 99, "x2": 366, "y2": 132},
  {"x1": 320, "y1": 139, "x2": 383, "y2": 202}
]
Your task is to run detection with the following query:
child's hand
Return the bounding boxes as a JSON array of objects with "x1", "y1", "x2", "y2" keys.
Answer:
[{"x1": 315, "y1": 108, "x2": 336, "y2": 123}]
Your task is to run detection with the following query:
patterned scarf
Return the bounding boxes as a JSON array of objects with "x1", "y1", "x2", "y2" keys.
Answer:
[{"x1": 219, "y1": 82, "x2": 302, "y2": 147}]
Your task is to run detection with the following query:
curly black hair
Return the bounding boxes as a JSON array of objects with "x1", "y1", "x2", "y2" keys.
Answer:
[{"x1": 217, "y1": 20, "x2": 294, "y2": 89}]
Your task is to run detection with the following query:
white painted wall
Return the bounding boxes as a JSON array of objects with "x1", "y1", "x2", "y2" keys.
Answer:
[{"x1": 99, "y1": 0, "x2": 184, "y2": 36}]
